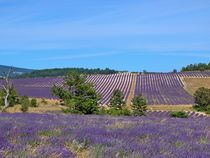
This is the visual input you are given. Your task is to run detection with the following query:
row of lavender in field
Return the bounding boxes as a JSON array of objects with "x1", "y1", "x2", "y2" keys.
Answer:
[
  {"x1": 134, "y1": 72, "x2": 210, "y2": 105},
  {"x1": 86, "y1": 73, "x2": 134, "y2": 104},
  {"x1": 134, "y1": 73, "x2": 194, "y2": 105}
]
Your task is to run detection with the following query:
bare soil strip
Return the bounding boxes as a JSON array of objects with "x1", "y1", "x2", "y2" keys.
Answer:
[
  {"x1": 126, "y1": 74, "x2": 137, "y2": 107},
  {"x1": 148, "y1": 104, "x2": 195, "y2": 111}
]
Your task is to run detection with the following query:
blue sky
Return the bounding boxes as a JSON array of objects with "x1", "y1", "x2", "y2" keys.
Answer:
[{"x1": 0, "y1": 0, "x2": 210, "y2": 72}]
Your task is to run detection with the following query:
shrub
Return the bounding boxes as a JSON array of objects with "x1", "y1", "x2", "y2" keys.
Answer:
[
  {"x1": 194, "y1": 87, "x2": 210, "y2": 111},
  {"x1": 20, "y1": 96, "x2": 30, "y2": 112},
  {"x1": 132, "y1": 94, "x2": 147, "y2": 116},
  {"x1": 30, "y1": 98, "x2": 38, "y2": 107},
  {"x1": 170, "y1": 111, "x2": 188, "y2": 118}
]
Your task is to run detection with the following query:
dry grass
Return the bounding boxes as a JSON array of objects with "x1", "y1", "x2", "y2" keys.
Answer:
[
  {"x1": 126, "y1": 74, "x2": 137, "y2": 108},
  {"x1": 182, "y1": 77, "x2": 210, "y2": 95},
  {"x1": 5, "y1": 99, "x2": 65, "y2": 114},
  {"x1": 148, "y1": 104, "x2": 195, "y2": 111}
]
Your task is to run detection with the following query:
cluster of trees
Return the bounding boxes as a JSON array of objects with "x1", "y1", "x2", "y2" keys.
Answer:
[
  {"x1": 181, "y1": 63, "x2": 210, "y2": 72},
  {"x1": 0, "y1": 90, "x2": 39, "y2": 112},
  {"x1": 0, "y1": 69, "x2": 39, "y2": 112},
  {"x1": 1, "y1": 69, "x2": 147, "y2": 115},
  {"x1": 19, "y1": 68, "x2": 123, "y2": 78},
  {"x1": 52, "y1": 71, "x2": 147, "y2": 116},
  {"x1": 20, "y1": 97, "x2": 38, "y2": 112}
]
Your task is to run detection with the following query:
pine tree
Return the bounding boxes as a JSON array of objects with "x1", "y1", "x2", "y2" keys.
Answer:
[
  {"x1": 52, "y1": 71, "x2": 100, "y2": 114},
  {"x1": 132, "y1": 94, "x2": 147, "y2": 116},
  {"x1": 109, "y1": 89, "x2": 125, "y2": 110}
]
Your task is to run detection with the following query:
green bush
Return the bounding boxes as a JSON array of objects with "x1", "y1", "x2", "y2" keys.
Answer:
[
  {"x1": 170, "y1": 111, "x2": 188, "y2": 118},
  {"x1": 30, "y1": 98, "x2": 38, "y2": 107},
  {"x1": 20, "y1": 96, "x2": 30, "y2": 112},
  {"x1": 194, "y1": 87, "x2": 210, "y2": 112},
  {"x1": 132, "y1": 94, "x2": 147, "y2": 116}
]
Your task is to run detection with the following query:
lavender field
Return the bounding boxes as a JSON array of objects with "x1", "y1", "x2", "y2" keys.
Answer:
[
  {"x1": 1, "y1": 72, "x2": 210, "y2": 105},
  {"x1": 0, "y1": 113, "x2": 210, "y2": 158}
]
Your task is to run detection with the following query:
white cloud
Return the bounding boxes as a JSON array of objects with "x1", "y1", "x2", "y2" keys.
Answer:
[{"x1": 35, "y1": 51, "x2": 120, "y2": 61}]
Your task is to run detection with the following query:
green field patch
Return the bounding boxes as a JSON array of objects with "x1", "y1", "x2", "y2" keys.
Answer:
[
  {"x1": 174, "y1": 141, "x2": 185, "y2": 148},
  {"x1": 38, "y1": 130, "x2": 60, "y2": 137}
]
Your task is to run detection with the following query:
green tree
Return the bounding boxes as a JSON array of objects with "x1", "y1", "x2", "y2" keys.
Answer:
[
  {"x1": 132, "y1": 94, "x2": 147, "y2": 116},
  {"x1": 172, "y1": 69, "x2": 177, "y2": 73},
  {"x1": 0, "y1": 69, "x2": 19, "y2": 111},
  {"x1": 0, "y1": 86, "x2": 18, "y2": 108},
  {"x1": 30, "y1": 98, "x2": 38, "y2": 107},
  {"x1": 181, "y1": 62, "x2": 210, "y2": 72},
  {"x1": 109, "y1": 89, "x2": 126, "y2": 109},
  {"x1": 194, "y1": 87, "x2": 210, "y2": 111},
  {"x1": 20, "y1": 96, "x2": 30, "y2": 112},
  {"x1": 52, "y1": 71, "x2": 100, "y2": 114}
]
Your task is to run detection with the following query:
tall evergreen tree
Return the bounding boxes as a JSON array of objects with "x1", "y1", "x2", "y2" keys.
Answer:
[
  {"x1": 109, "y1": 89, "x2": 125, "y2": 109},
  {"x1": 52, "y1": 71, "x2": 100, "y2": 114},
  {"x1": 132, "y1": 94, "x2": 147, "y2": 116}
]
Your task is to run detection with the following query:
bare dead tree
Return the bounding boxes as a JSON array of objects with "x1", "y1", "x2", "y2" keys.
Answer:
[{"x1": 1, "y1": 69, "x2": 13, "y2": 111}]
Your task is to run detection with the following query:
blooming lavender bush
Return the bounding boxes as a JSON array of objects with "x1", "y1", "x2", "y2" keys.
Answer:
[{"x1": 0, "y1": 113, "x2": 209, "y2": 158}]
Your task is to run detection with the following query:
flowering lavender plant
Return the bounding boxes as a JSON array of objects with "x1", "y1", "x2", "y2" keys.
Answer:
[{"x1": 0, "y1": 112, "x2": 209, "y2": 158}]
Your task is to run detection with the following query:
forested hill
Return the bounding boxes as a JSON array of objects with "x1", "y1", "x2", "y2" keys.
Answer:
[
  {"x1": 0, "y1": 65, "x2": 33, "y2": 78},
  {"x1": 181, "y1": 62, "x2": 210, "y2": 72},
  {"x1": 18, "y1": 68, "x2": 124, "y2": 78}
]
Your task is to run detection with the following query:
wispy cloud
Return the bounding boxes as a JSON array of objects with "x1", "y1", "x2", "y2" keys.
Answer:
[{"x1": 35, "y1": 51, "x2": 120, "y2": 61}]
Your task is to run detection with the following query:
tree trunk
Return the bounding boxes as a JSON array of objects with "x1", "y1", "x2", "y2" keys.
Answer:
[{"x1": 2, "y1": 89, "x2": 10, "y2": 111}]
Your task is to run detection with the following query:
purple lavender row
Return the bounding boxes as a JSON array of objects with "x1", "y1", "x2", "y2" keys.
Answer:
[{"x1": 134, "y1": 72, "x2": 210, "y2": 105}]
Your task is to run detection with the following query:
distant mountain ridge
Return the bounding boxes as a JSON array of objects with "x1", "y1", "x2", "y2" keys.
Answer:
[{"x1": 0, "y1": 65, "x2": 34, "y2": 77}]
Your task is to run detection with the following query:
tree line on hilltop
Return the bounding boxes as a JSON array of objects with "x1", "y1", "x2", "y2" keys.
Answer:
[
  {"x1": 181, "y1": 62, "x2": 210, "y2": 72},
  {"x1": 18, "y1": 68, "x2": 125, "y2": 78}
]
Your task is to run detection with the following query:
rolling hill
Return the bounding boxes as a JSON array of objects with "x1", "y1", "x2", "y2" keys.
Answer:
[
  {"x1": 1, "y1": 72, "x2": 210, "y2": 105},
  {"x1": 0, "y1": 65, "x2": 34, "y2": 77}
]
